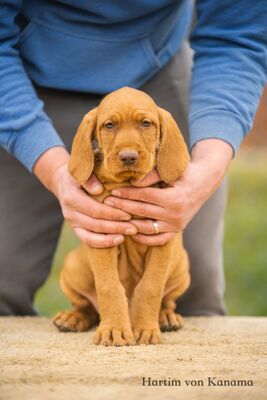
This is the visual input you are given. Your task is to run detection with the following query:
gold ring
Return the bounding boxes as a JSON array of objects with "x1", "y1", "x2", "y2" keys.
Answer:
[{"x1": 153, "y1": 220, "x2": 160, "y2": 234}]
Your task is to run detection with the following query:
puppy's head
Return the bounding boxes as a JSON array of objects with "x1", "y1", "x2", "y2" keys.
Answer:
[{"x1": 69, "y1": 87, "x2": 189, "y2": 184}]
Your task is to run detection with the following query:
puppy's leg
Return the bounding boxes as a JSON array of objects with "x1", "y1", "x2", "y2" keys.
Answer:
[
  {"x1": 130, "y1": 243, "x2": 174, "y2": 345},
  {"x1": 160, "y1": 249, "x2": 190, "y2": 332},
  {"x1": 89, "y1": 247, "x2": 135, "y2": 346},
  {"x1": 53, "y1": 248, "x2": 98, "y2": 332}
]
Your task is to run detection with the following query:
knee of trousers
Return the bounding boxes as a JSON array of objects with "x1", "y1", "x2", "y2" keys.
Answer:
[
  {"x1": 0, "y1": 249, "x2": 56, "y2": 316},
  {"x1": 0, "y1": 284, "x2": 37, "y2": 316},
  {"x1": 176, "y1": 248, "x2": 226, "y2": 316}
]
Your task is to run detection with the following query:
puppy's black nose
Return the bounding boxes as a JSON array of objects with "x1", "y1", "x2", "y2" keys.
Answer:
[{"x1": 119, "y1": 150, "x2": 139, "y2": 166}]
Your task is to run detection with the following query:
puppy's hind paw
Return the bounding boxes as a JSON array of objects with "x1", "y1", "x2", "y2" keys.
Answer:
[
  {"x1": 53, "y1": 310, "x2": 93, "y2": 332},
  {"x1": 159, "y1": 309, "x2": 184, "y2": 332}
]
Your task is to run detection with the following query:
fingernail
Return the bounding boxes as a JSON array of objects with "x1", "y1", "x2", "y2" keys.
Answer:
[
  {"x1": 125, "y1": 227, "x2": 136, "y2": 235},
  {"x1": 105, "y1": 200, "x2": 114, "y2": 206},
  {"x1": 113, "y1": 236, "x2": 124, "y2": 245},
  {"x1": 121, "y1": 215, "x2": 131, "y2": 221},
  {"x1": 90, "y1": 183, "x2": 103, "y2": 195},
  {"x1": 132, "y1": 178, "x2": 143, "y2": 183},
  {"x1": 111, "y1": 190, "x2": 121, "y2": 197}
]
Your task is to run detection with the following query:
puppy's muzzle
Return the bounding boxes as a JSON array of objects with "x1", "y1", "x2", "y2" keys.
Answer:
[{"x1": 119, "y1": 150, "x2": 139, "y2": 166}]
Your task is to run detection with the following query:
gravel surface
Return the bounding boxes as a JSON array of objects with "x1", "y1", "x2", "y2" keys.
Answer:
[{"x1": 0, "y1": 316, "x2": 266, "y2": 400}]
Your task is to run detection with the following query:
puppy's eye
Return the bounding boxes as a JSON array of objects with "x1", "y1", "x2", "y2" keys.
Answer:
[
  {"x1": 104, "y1": 121, "x2": 114, "y2": 129},
  {"x1": 141, "y1": 120, "x2": 151, "y2": 128}
]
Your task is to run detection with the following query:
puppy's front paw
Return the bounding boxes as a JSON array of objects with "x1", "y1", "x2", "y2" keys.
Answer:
[
  {"x1": 53, "y1": 310, "x2": 93, "y2": 332},
  {"x1": 133, "y1": 325, "x2": 161, "y2": 345},
  {"x1": 93, "y1": 325, "x2": 136, "y2": 346}
]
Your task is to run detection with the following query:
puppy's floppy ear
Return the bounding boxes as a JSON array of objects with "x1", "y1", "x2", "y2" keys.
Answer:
[
  {"x1": 68, "y1": 108, "x2": 98, "y2": 184},
  {"x1": 157, "y1": 107, "x2": 190, "y2": 183}
]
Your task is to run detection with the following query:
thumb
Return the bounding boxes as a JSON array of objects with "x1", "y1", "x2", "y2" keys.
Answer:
[
  {"x1": 82, "y1": 173, "x2": 103, "y2": 195},
  {"x1": 131, "y1": 168, "x2": 161, "y2": 187}
]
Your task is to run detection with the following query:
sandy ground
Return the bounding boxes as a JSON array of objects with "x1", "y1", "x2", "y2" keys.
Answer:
[{"x1": 0, "y1": 316, "x2": 266, "y2": 400}]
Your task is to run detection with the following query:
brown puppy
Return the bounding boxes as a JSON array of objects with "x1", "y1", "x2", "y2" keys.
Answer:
[{"x1": 53, "y1": 87, "x2": 190, "y2": 346}]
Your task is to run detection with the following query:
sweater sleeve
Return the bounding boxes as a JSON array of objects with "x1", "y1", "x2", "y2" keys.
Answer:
[
  {"x1": 0, "y1": 0, "x2": 65, "y2": 172},
  {"x1": 189, "y1": 0, "x2": 267, "y2": 155}
]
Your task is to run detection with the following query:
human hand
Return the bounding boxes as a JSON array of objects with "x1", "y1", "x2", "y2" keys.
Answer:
[
  {"x1": 104, "y1": 139, "x2": 233, "y2": 246},
  {"x1": 34, "y1": 147, "x2": 137, "y2": 248},
  {"x1": 51, "y1": 164, "x2": 139, "y2": 247}
]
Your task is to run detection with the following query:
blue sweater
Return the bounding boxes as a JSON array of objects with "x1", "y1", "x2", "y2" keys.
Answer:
[{"x1": 1, "y1": 0, "x2": 267, "y2": 172}]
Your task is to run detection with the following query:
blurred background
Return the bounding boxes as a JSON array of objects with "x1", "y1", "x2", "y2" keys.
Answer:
[{"x1": 35, "y1": 88, "x2": 267, "y2": 317}]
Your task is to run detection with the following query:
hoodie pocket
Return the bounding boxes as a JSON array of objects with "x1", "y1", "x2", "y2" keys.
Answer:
[
  {"x1": 18, "y1": 19, "x2": 162, "y2": 93},
  {"x1": 18, "y1": 19, "x2": 39, "y2": 46}
]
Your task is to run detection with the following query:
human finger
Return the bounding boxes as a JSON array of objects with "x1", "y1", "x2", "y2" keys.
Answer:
[
  {"x1": 82, "y1": 173, "x2": 104, "y2": 195},
  {"x1": 64, "y1": 189, "x2": 131, "y2": 221},
  {"x1": 104, "y1": 196, "x2": 167, "y2": 220},
  {"x1": 131, "y1": 232, "x2": 175, "y2": 246},
  {"x1": 70, "y1": 211, "x2": 137, "y2": 235},
  {"x1": 111, "y1": 186, "x2": 169, "y2": 206},
  {"x1": 131, "y1": 168, "x2": 161, "y2": 187},
  {"x1": 130, "y1": 219, "x2": 177, "y2": 234},
  {"x1": 73, "y1": 227, "x2": 124, "y2": 248}
]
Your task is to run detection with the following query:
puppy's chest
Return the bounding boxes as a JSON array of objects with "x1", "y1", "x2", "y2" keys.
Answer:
[
  {"x1": 92, "y1": 180, "x2": 158, "y2": 279},
  {"x1": 118, "y1": 236, "x2": 150, "y2": 275}
]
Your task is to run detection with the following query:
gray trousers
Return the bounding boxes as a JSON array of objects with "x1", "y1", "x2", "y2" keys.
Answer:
[{"x1": 0, "y1": 43, "x2": 227, "y2": 316}]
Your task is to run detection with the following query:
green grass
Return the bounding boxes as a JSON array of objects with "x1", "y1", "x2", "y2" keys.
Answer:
[
  {"x1": 224, "y1": 151, "x2": 267, "y2": 316},
  {"x1": 35, "y1": 151, "x2": 267, "y2": 316}
]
